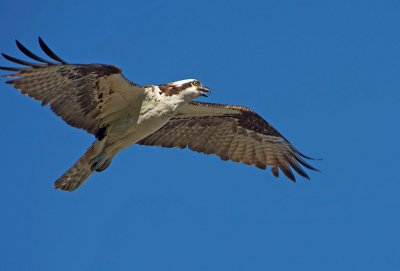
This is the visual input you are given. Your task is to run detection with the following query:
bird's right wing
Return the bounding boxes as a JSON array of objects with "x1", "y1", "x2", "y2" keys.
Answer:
[
  {"x1": 0, "y1": 38, "x2": 145, "y2": 139},
  {"x1": 139, "y1": 101, "x2": 318, "y2": 181}
]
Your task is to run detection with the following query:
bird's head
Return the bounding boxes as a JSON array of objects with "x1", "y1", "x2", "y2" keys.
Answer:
[{"x1": 159, "y1": 79, "x2": 211, "y2": 100}]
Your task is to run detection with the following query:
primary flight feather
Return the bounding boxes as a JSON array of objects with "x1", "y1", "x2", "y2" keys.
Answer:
[{"x1": 0, "y1": 38, "x2": 318, "y2": 191}]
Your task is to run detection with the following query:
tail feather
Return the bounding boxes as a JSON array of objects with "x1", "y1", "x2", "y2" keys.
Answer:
[
  {"x1": 55, "y1": 142, "x2": 101, "y2": 192},
  {"x1": 54, "y1": 166, "x2": 93, "y2": 191}
]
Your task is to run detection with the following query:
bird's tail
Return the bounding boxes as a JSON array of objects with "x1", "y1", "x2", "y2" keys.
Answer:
[{"x1": 54, "y1": 141, "x2": 110, "y2": 192}]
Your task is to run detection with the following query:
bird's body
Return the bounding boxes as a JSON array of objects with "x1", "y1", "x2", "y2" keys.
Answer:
[
  {"x1": 0, "y1": 38, "x2": 318, "y2": 191},
  {"x1": 100, "y1": 84, "x2": 187, "y2": 155},
  {"x1": 56, "y1": 81, "x2": 209, "y2": 190}
]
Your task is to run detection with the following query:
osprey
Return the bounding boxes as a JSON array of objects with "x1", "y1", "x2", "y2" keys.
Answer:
[{"x1": 0, "y1": 38, "x2": 318, "y2": 192}]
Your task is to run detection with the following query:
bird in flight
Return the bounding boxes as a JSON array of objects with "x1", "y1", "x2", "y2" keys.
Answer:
[{"x1": 0, "y1": 38, "x2": 318, "y2": 192}]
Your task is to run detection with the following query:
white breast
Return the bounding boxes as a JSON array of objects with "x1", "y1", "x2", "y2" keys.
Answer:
[{"x1": 105, "y1": 86, "x2": 186, "y2": 153}]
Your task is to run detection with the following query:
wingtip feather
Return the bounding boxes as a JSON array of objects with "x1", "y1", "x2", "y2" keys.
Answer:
[
  {"x1": 38, "y1": 37, "x2": 68, "y2": 64},
  {"x1": 1, "y1": 52, "x2": 44, "y2": 67},
  {"x1": 15, "y1": 39, "x2": 55, "y2": 65},
  {"x1": 0, "y1": 66, "x2": 24, "y2": 72}
]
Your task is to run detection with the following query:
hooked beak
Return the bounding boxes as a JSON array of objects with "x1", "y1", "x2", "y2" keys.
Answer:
[{"x1": 199, "y1": 85, "x2": 211, "y2": 97}]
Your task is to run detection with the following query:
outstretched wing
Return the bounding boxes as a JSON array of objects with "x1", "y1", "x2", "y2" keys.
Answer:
[
  {"x1": 138, "y1": 101, "x2": 318, "y2": 181},
  {"x1": 0, "y1": 37, "x2": 145, "y2": 139}
]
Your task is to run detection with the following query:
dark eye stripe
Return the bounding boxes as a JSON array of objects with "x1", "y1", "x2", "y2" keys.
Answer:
[{"x1": 159, "y1": 81, "x2": 197, "y2": 96}]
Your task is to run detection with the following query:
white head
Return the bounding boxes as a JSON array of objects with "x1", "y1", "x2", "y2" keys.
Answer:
[{"x1": 158, "y1": 79, "x2": 211, "y2": 100}]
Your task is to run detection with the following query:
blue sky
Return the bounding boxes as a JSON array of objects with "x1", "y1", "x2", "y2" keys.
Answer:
[{"x1": 0, "y1": 0, "x2": 399, "y2": 270}]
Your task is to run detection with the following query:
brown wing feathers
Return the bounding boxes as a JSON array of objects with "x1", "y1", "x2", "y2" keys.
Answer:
[
  {"x1": 0, "y1": 38, "x2": 121, "y2": 139},
  {"x1": 139, "y1": 103, "x2": 318, "y2": 181}
]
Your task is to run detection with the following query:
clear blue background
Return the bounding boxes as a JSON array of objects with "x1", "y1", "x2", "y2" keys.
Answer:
[{"x1": 1, "y1": 0, "x2": 399, "y2": 270}]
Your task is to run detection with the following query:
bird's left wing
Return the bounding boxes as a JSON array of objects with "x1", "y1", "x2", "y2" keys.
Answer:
[
  {"x1": 0, "y1": 38, "x2": 145, "y2": 139},
  {"x1": 138, "y1": 101, "x2": 318, "y2": 181}
]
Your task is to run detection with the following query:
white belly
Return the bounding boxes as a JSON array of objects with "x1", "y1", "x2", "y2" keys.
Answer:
[{"x1": 104, "y1": 98, "x2": 178, "y2": 154}]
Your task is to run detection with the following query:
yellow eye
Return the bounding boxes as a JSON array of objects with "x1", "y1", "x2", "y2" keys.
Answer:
[{"x1": 192, "y1": 81, "x2": 200, "y2": 86}]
